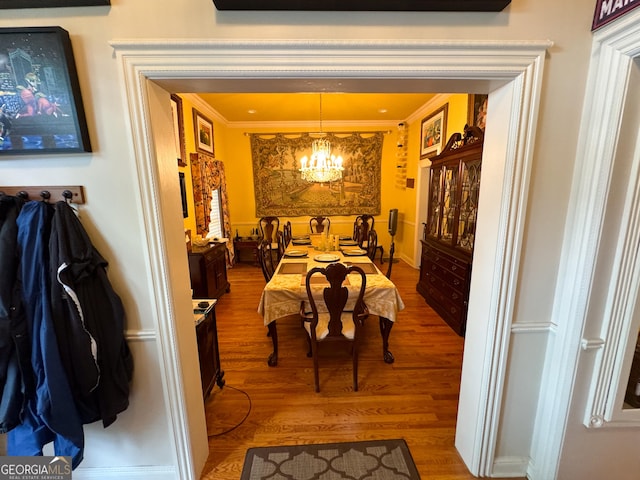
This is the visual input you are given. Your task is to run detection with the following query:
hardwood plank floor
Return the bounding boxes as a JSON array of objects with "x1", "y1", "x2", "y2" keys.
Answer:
[{"x1": 201, "y1": 258, "x2": 524, "y2": 479}]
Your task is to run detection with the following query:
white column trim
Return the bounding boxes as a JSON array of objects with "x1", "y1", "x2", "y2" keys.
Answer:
[{"x1": 531, "y1": 9, "x2": 640, "y2": 480}]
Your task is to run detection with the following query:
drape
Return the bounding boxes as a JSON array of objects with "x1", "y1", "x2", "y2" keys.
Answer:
[{"x1": 190, "y1": 152, "x2": 234, "y2": 263}]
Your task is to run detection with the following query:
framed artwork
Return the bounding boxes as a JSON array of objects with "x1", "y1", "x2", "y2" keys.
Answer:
[
  {"x1": 193, "y1": 108, "x2": 214, "y2": 156},
  {"x1": 0, "y1": 26, "x2": 91, "y2": 154},
  {"x1": 212, "y1": 0, "x2": 512, "y2": 11},
  {"x1": 420, "y1": 104, "x2": 448, "y2": 159},
  {"x1": 0, "y1": 0, "x2": 109, "y2": 7},
  {"x1": 468, "y1": 94, "x2": 488, "y2": 130},
  {"x1": 179, "y1": 172, "x2": 188, "y2": 218},
  {"x1": 170, "y1": 94, "x2": 186, "y2": 166}
]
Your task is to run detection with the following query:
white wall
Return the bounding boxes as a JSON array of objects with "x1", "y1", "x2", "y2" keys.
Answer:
[{"x1": 0, "y1": 1, "x2": 626, "y2": 479}]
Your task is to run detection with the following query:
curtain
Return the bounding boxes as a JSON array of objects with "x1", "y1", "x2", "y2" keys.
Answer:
[{"x1": 190, "y1": 152, "x2": 234, "y2": 264}]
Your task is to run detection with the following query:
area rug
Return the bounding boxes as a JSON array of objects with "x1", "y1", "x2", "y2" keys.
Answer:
[{"x1": 240, "y1": 438, "x2": 421, "y2": 480}]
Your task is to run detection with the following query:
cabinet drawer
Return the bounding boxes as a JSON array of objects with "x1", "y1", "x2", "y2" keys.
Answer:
[
  {"x1": 425, "y1": 258, "x2": 467, "y2": 293},
  {"x1": 426, "y1": 272, "x2": 467, "y2": 306},
  {"x1": 425, "y1": 248, "x2": 469, "y2": 278}
]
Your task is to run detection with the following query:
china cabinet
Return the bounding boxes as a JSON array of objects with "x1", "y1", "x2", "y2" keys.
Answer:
[{"x1": 417, "y1": 126, "x2": 483, "y2": 336}]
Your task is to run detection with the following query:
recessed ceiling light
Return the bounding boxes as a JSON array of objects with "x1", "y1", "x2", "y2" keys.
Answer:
[
  {"x1": 248, "y1": 109, "x2": 257, "y2": 114},
  {"x1": 378, "y1": 108, "x2": 388, "y2": 114}
]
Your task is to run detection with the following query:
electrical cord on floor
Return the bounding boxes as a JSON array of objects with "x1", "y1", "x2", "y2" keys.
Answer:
[{"x1": 207, "y1": 385, "x2": 252, "y2": 437}]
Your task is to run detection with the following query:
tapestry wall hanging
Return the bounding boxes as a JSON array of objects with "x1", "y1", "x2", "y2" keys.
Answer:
[{"x1": 250, "y1": 132, "x2": 384, "y2": 217}]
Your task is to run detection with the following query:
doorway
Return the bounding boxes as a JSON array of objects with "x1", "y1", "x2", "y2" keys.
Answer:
[{"x1": 111, "y1": 38, "x2": 549, "y2": 478}]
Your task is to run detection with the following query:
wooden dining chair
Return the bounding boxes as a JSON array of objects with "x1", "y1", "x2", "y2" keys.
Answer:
[
  {"x1": 354, "y1": 215, "x2": 384, "y2": 263},
  {"x1": 365, "y1": 229, "x2": 378, "y2": 261},
  {"x1": 352, "y1": 215, "x2": 374, "y2": 245},
  {"x1": 309, "y1": 216, "x2": 330, "y2": 234},
  {"x1": 283, "y1": 221, "x2": 292, "y2": 248},
  {"x1": 276, "y1": 231, "x2": 286, "y2": 261},
  {"x1": 259, "y1": 216, "x2": 280, "y2": 247},
  {"x1": 385, "y1": 241, "x2": 395, "y2": 279},
  {"x1": 258, "y1": 241, "x2": 276, "y2": 282},
  {"x1": 299, "y1": 262, "x2": 368, "y2": 392}
]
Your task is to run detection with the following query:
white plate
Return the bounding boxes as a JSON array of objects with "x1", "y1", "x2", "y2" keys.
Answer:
[
  {"x1": 285, "y1": 250, "x2": 307, "y2": 257},
  {"x1": 292, "y1": 239, "x2": 312, "y2": 245},
  {"x1": 339, "y1": 235, "x2": 353, "y2": 240},
  {"x1": 293, "y1": 235, "x2": 310, "y2": 240},
  {"x1": 343, "y1": 248, "x2": 367, "y2": 256},
  {"x1": 314, "y1": 254, "x2": 340, "y2": 263},
  {"x1": 339, "y1": 240, "x2": 358, "y2": 246}
]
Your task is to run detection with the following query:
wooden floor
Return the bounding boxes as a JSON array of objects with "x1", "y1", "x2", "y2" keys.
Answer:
[{"x1": 201, "y1": 258, "x2": 523, "y2": 480}]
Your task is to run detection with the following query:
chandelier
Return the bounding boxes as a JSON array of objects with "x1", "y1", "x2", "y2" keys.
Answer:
[{"x1": 299, "y1": 95, "x2": 344, "y2": 183}]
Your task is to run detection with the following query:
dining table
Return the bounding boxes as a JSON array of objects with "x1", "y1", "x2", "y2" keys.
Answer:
[{"x1": 257, "y1": 235, "x2": 405, "y2": 366}]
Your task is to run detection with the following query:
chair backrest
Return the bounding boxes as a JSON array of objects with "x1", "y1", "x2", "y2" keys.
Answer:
[
  {"x1": 385, "y1": 241, "x2": 395, "y2": 279},
  {"x1": 305, "y1": 263, "x2": 367, "y2": 341},
  {"x1": 310, "y1": 216, "x2": 330, "y2": 234},
  {"x1": 258, "y1": 241, "x2": 276, "y2": 282},
  {"x1": 259, "y1": 216, "x2": 280, "y2": 244},
  {"x1": 283, "y1": 221, "x2": 292, "y2": 248},
  {"x1": 276, "y1": 230, "x2": 286, "y2": 260},
  {"x1": 353, "y1": 215, "x2": 374, "y2": 247},
  {"x1": 366, "y1": 229, "x2": 378, "y2": 261}
]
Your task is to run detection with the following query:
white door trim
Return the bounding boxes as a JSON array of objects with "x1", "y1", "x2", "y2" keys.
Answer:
[{"x1": 110, "y1": 38, "x2": 550, "y2": 478}]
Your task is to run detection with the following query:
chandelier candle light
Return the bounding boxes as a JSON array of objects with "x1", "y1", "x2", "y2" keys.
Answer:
[{"x1": 299, "y1": 95, "x2": 344, "y2": 183}]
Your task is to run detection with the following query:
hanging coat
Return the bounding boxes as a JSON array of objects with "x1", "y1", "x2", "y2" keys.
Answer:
[
  {"x1": 8, "y1": 200, "x2": 84, "y2": 468},
  {"x1": 49, "y1": 200, "x2": 133, "y2": 427},
  {"x1": 0, "y1": 195, "x2": 32, "y2": 433}
]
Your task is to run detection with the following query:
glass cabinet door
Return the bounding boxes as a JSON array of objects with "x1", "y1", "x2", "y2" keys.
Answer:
[
  {"x1": 457, "y1": 159, "x2": 481, "y2": 251},
  {"x1": 427, "y1": 166, "x2": 443, "y2": 238},
  {"x1": 441, "y1": 163, "x2": 458, "y2": 243}
]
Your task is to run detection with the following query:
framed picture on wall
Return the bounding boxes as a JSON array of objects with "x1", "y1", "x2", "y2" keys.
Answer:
[
  {"x1": 193, "y1": 108, "x2": 214, "y2": 155},
  {"x1": 0, "y1": 26, "x2": 92, "y2": 154},
  {"x1": 468, "y1": 94, "x2": 488, "y2": 130},
  {"x1": 0, "y1": 1, "x2": 109, "y2": 7},
  {"x1": 170, "y1": 94, "x2": 186, "y2": 166},
  {"x1": 420, "y1": 104, "x2": 448, "y2": 159}
]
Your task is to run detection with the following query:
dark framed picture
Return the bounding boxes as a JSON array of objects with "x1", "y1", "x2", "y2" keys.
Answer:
[
  {"x1": 0, "y1": 26, "x2": 91, "y2": 154},
  {"x1": 192, "y1": 108, "x2": 214, "y2": 156},
  {"x1": 170, "y1": 94, "x2": 186, "y2": 166},
  {"x1": 179, "y1": 172, "x2": 188, "y2": 218},
  {"x1": 468, "y1": 94, "x2": 488, "y2": 131},
  {"x1": 0, "y1": 1, "x2": 109, "y2": 8},
  {"x1": 420, "y1": 104, "x2": 448, "y2": 159}
]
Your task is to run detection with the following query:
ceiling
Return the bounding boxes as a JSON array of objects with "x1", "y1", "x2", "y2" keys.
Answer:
[{"x1": 196, "y1": 92, "x2": 436, "y2": 123}]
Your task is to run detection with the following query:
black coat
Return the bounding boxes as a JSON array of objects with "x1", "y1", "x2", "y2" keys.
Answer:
[
  {"x1": 0, "y1": 195, "x2": 32, "y2": 433},
  {"x1": 49, "y1": 201, "x2": 133, "y2": 427}
]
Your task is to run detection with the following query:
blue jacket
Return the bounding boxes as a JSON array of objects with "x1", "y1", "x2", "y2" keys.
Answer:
[
  {"x1": 0, "y1": 195, "x2": 32, "y2": 434},
  {"x1": 8, "y1": 201, "x2": 84, "y2": 468}
]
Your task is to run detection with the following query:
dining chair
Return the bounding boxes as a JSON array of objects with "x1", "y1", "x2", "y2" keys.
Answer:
[
  {"x1": 365, "y1": 229, "x2": 378, "y2": 261},
  {"x1": 258, "y1": 241, "x2": 276, "y2": 282},
  {"x1": 283, "y1": 221, "x2": 292, "y2": 248},
  {"x1": 276, "y1": 231, "x2": 286, "y2": 261},
  {"x1": 309, "y1": 216, "x2": 331, "y2": 234},
  {"x1": 354, "y1": 215, "x2": 384, "y2": 263},
  {"x1": 385, "y1": 241, "x2": 395, "y2": 279},
  {"x1": 259, "y1": 216, "x2": 280, "y2": 254},
  {"x1": 352, "y1": 215, "x2": 374, "y2": 245},
  {"x1": 300, "y1": 262, "x2": 369, "y2": 392}
]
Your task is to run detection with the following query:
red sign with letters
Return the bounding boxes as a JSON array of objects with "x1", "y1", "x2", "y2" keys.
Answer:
[{"x1": 592, "y1": 0, "x2": 640, "y2": 31}]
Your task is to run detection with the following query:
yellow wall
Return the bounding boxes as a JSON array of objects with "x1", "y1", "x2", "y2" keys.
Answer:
[{"x1": 181, "y1": 93, "x2": 470, "y2": 258}]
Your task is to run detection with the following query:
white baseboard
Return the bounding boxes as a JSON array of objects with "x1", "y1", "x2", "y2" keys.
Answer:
[{"x1": 491, "y1": 456, "x2": 530, "y2": 478}]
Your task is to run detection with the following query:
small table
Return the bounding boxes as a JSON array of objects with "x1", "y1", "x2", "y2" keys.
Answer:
[
  {"x1": 233, "y1": 237, "x2": 259, "y2": 266},
  {"x1": 193, "y1": 299, "x2": 225, "y2": 398}
]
